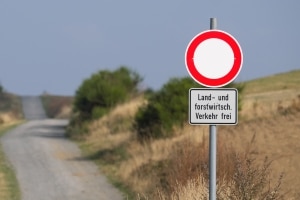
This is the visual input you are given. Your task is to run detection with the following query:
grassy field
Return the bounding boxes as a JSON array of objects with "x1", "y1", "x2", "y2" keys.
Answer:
[
  {"x1": 68, "y1": 70, "x2": 300, "y2": 199},
  {"x1": 239, "y1": 70, "x2": 300, "y2": 120},
  {"x1": 242, "y1": 70, "x2": 300, "y2": 94}
]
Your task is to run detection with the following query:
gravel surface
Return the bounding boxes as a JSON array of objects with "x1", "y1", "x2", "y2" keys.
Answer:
[{"x1": 1, "y1": 96, "x2": 123, "y2": 200}]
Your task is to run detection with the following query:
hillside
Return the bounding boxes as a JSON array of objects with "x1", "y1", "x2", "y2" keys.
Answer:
[
  {"x1": 242, "y1": 70, "x2": 300, "y2": 94},
  {"x1": 4, "y1": 70, "x2": 297, "y2": 199},
  {"x1": 71, "y1": 70, "x2": 300, "y2": 199},
  {"x1": 240, "y1": 70, "x2": 300, "y2": 120}
]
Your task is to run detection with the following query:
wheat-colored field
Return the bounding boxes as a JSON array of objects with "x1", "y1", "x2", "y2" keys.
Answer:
[{"x1": 77, "y1": 70, "x2": 300, "y2": 199}]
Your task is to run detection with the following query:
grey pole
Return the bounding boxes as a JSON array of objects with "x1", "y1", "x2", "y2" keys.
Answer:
[
  {"x1": 209, "y1": 124, "x2": 217, "y2": 200},
  {"x1": 210, "y1": 17, "x2": 217, "y2": 30},
  {"x1": 209, "y1": 17, "x2": 217, "y2": 200}
]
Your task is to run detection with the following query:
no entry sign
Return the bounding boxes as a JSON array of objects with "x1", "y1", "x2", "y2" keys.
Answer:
[{"x1": 185, "y1": 30, "x2": 243, "y2": 87}]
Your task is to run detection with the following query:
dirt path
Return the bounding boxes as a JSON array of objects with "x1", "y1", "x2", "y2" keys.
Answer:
[{"x1": 1, "y1": 96, "x2": 123, "y2": 200}]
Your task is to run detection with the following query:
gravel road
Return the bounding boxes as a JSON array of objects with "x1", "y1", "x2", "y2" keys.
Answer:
[{"x1": 1, "y1": 96, "x2": 123, "y2": 200}]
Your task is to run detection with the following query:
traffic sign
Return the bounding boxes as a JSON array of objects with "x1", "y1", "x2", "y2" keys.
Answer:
[
  {"x1": 185, "y1": 30, "x2": 243, "y2": 87},
  {"x1": 189, "y1": 88, "x2": 238, "y2": 124}
]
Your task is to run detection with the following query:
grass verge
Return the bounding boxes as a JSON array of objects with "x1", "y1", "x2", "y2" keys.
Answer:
[
  {"x1": 0, "y1": 123, "x2": 22, "y2": 200},
  {"x1": 78, "y1": 142, "x2": 136, "y2": 200}
]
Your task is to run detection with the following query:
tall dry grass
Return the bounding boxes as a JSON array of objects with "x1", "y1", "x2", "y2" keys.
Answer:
[
  {"x1": 77, "y1": 93, "x2": 299, "y2": 199},
  {"x1": 153, "y1": 133, "x2": 284, "y2": 200}
]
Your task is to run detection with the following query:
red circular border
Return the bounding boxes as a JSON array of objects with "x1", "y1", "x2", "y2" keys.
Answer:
[{"x1": 185, "y1": 30, "x2": 243, "y2": 87}]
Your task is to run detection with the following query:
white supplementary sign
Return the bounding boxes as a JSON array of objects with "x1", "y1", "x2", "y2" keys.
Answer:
[{"x1": 189, "y1": 88, "x2": 238, "y2": 124}]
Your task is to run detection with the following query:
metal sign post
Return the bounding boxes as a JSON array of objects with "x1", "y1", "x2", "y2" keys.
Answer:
[
  {"x1": 209, "y1": 124, "x2": 217, "y2": 200},
  {"x1": 185, "y1": 17, "x2": 242, "y2": 200},
  {"x1": 209, "y1": 17, "x2": 217, "y2": 200}
]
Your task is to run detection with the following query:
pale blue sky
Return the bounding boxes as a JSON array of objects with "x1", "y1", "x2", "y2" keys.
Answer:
[{"x1": 0, "y1": 1, "x2": 299, "y2": 95}]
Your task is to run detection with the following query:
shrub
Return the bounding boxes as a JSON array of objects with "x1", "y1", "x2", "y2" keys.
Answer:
[
  {"x1": 134, "y1": 77, "x2": 244, "y2": 140},
  {"x1": 134, "y1": 77, "x2": 199, "y2": 140},
  {"x1": 66, "y1": 114, "x2": 89, "y2": 140},
  {"x1": 73, "y1": 66, "x2": 142, "y2": 121},
  {"x1": 67, "y1": 66, "x2": 142, "y2": 138}
]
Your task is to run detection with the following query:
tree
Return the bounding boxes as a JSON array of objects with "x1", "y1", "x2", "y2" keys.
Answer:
[{"x1": 73, "y1": 66, "x2": 142, "y2": 121}]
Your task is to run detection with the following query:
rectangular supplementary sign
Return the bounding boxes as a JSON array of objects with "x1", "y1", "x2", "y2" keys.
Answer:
[{"x1": 189, "y1": 88, "x2": 238, "y2": 125}]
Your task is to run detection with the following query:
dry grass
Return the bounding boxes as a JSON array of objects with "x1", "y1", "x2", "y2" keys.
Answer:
[
  {"x1": 82, "y1": 95, "x2": 212, "y2": 197},
  {"x1": 239, "y1": 70, "x2": 300, "y2": 120},
  {"x1": 153, "y1": 132, "x2": 285, "y2": 200},
  {"x1": 240, "y1": 89, "x2": 300, "y2": 120},
  {"x1": 0, "y1": 113, "x2": 18, "y2": 125},
  {"x1": 79, "y1": 97, "x2": 299, "y2": 199},
  {"x1": 74, "y1": 71, "x2": 300, "y2": 199},
  {"x1": 242, "y1": 70, "x2": 300, "y2": 95}
]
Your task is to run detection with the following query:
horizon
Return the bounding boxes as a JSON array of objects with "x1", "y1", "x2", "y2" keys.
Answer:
[{"x1": 4, "y1": 68, "x2": 298, "y2": 97}]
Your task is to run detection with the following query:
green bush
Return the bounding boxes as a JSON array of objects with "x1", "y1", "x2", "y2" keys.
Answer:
[
  {"x1": 72, "y1": 66, "x2": 142, "y2": 121},
  {"x1": 134, "y1": 77, "x2": 199, "y2": 140},
  {"x1": 134, "y1": 77, "x2": 244, "y2": 140},
  {"x1": 68, "y1": 66, "x2": 142, "y2": 139},
  {"x1": 66, "y1": 113, "x2": 89, "y2": 139}
]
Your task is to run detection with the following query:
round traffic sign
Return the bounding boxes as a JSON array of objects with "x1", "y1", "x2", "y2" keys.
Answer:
[{"x1": 185, "y1": 30, "x2": 243, "y2": 87}]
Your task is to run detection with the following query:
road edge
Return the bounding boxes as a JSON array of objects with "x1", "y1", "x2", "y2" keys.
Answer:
[{"x1": 0, "y1": 122, "x2": 23, "y2": 200}]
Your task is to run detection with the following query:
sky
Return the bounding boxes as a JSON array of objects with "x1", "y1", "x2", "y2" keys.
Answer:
[{"x1": 0, "y1": 1, "x2": 299, "y2": 95}]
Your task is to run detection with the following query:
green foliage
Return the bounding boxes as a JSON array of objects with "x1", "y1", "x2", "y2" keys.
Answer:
[
  {"x1": 68, "y1": 66, "x2": 142, "y2": 139},
  {"x1": 134, "y1": 77, "x2": 199, "y2": 140},
  {"x1": 72, "y1": 66, "x2": 142, "y2": 121},
  {"x1": 134, "y1": 77, "x2": 244, "y2": 140},
  {"x1": 66, "y1": 114, "x2": 89, "y2": 140}
]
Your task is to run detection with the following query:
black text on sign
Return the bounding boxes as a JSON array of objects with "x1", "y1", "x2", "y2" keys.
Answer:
[{"x1": 189, "y1": 88, "x2": 238, "y2": 124}]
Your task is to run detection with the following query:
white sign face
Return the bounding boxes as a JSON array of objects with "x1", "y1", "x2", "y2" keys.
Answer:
[
  {"x1": 189, "y1": 88, "x2": 238, "y2": 125},
  {"x1": 193, "y1": 38, "x2": 234, "y2": 79}
]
